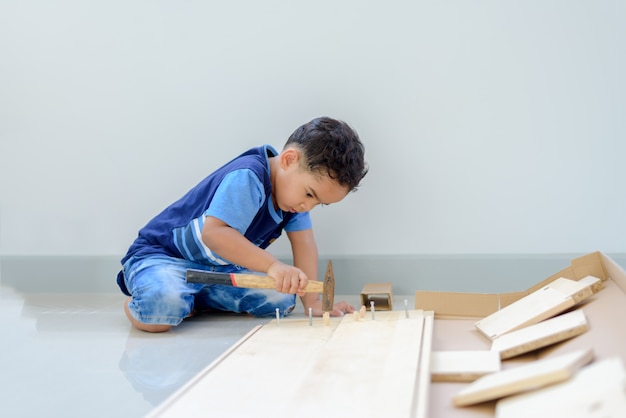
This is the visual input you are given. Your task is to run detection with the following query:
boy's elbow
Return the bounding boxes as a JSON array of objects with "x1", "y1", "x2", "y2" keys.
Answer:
[
  {"x1": 201, "y1": 218, "x2": 224, "y2": 249},
  {"x1": 201, "y1": 225, "x2": 224, "y2": 250}
]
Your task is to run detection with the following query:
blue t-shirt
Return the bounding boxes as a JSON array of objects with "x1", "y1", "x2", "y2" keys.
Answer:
[{"x1": 121, "y1": 145, "x2": 312, "y2": 267}]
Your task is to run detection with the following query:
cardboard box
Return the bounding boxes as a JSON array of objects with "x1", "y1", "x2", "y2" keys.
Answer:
[
  {"x1": 418, "y1": 251, "x2": 626, "y2": 417},
  {"x1": 360, "y1": 282, "x2": 393, "y2": 310}
]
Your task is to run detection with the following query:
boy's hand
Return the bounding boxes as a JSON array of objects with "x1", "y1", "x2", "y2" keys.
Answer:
[
  {"x1": 306, "y1": 299, "x2": 356, "y2": 317},
  {"x1": 267, "y1": 262, "x2": 309, "y2": 296}
]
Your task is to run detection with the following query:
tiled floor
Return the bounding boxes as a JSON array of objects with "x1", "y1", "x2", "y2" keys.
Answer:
[{"x1": 0, "y1": 269, "x2": 370, "y2": 418}]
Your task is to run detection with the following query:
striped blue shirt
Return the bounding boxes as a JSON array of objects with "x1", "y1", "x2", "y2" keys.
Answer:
[{"x1": 121, "y1": 145, "x2": 311, "y2": 267}]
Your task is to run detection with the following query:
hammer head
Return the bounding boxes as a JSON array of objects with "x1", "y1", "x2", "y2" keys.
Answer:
[{"x1": 322, "y1": 260, "x2": 335, "y2": 312}]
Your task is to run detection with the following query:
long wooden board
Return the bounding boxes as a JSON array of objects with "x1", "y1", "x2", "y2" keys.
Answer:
[
  {"x1": 148, "y1": 310, "x2": 434, "y2": 418},
  {"x1": 496, "y1": 357, "x2": 626, "y2": 418},
  {"x1": 490, "y1": 309, "x2": 589, "y2": 359},
  {"x1": 452, "y1": 348, "x2": 594, "y2": 407},
  {"x1": 475, "y1": 277, "x2": 600, "y2": 340}
]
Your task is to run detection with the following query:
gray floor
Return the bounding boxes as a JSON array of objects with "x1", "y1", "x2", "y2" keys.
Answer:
[
  {"x1": 0, "y1": 288, "x2": 276, "y2": 418},
  {"x1": 0, "y1": 265, "x2": 371, "y2": 418}
]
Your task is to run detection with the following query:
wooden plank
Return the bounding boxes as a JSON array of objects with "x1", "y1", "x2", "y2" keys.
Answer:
[
  {"x1": 491, "y1": 309, "x2": 589, "y2": 359},
  {"x1": 149, "y1": 310, "x2": 433, "y2": 418},
  {"x1": 496, "y1": 357, "x2": 626, "y2": 418},
  {"x1": 299, "y1": 310, "x2": 426, "y2": 417},
  {"x1": 474, "y1": 277, "x2": 600, "y2": 340},
  {"x1": 431, "y1": 351, "x2": 501, "y2": 382},
  {"x1": 550, "y1": 275, "x2": 604, "y2": 301},
  {"x1": 452, "y1": 348, "x2": 594, "y2": 407}
]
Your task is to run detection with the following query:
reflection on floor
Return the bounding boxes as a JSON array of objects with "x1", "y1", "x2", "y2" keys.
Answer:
[{"x1": 0, "y1": 285, "x2": 273, "y2": 418}]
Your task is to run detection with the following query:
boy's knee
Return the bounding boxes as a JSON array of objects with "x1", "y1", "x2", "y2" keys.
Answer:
[
  {"x1": 124, "y1": 297, "x2": 177, "y2": 332},
  {"x1": 122, "y1": 258, "x2": 194, "y2": 327}
]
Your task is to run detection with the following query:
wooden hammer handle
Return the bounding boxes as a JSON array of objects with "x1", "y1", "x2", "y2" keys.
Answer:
[{"x1": 186, "y1": 269, "x2": 324, "y2": 293}]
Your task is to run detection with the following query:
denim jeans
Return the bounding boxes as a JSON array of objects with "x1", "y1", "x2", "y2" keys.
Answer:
[{"x1": 121, "y1": 255, "x2": 296, "y2": 326}]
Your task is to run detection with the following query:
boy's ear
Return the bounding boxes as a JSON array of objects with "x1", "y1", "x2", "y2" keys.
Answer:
[{"x1": 280, "y1": 148, "x2": 300, "y2": 169}]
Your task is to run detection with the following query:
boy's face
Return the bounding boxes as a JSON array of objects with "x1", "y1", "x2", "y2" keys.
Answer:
[{"x1": 272, "y1": 148, "x2": 349, "y2": 214}]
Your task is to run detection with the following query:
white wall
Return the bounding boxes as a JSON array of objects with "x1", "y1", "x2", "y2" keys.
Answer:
[{"x1": 1, "y1": 1, "x2": 624, "y2": 256}]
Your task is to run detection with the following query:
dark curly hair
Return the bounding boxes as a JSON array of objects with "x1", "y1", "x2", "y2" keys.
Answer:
[{"x1": 284, "y1": 117, "x2": 368, "y2": 192}]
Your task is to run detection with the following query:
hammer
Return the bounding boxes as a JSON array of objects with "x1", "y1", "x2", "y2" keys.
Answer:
[{"x1": 185, "y1": 260, "x2": 336, "y2": 313}]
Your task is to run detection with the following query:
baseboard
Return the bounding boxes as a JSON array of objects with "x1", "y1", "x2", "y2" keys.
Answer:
[
  {"x1": 313, "y1": 253, "x2": 626, "y2": 295},
  {"x1": 2, "y1": 254, "x2": 625, "y2": 295}
]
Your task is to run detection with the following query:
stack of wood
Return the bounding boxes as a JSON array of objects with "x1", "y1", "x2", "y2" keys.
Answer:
[{"x1": 430, "y1": 275, "x2": 626, "y2": 416}]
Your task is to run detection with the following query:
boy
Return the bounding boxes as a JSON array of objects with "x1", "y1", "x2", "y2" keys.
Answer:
[{"x1": 117, "y1": 117, "x2": 368, "y2": 332}]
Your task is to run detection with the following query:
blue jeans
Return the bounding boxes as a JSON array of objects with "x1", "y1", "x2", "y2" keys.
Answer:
[{"x1": 121, "y1": 255, "x2": 296, "y2": 326}]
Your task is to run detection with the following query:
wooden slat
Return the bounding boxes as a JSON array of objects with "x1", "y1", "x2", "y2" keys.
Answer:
[
  {"x1": 299, "y1": 310, "x2": 425, "y2": 417},
  {"x1": 496, "y1": 357, "x2": 626, "y2": 418},
  {"x1": 550, "y1": 275, "x2": 604, "y2": 302},
  {"x1": 474, "y1": 277, "x2": 599, "y2": 340},
  {"x1": 149, "y1": 310, "x2": 434, "y2": 418},
  {"x1": 452, "y1": 348, "x2": 594, "y2": 407},
  {"x1": 491, "y1": 309, "x2": 589, "y2": 359},
  {"x1": 431, "y1": 351, "x2": 501, "y2": 382}
]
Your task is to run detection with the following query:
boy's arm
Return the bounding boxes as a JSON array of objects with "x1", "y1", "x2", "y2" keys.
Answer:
[
  {"x1": 287, "y1": 229, "x2": 319, "y2": 311},
  {"x1": 288, "y1": 229, "x2": 355, "y2": 317},
  {"x1": 202, "y1": 216, "x2": 307, "y2": 295}
]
